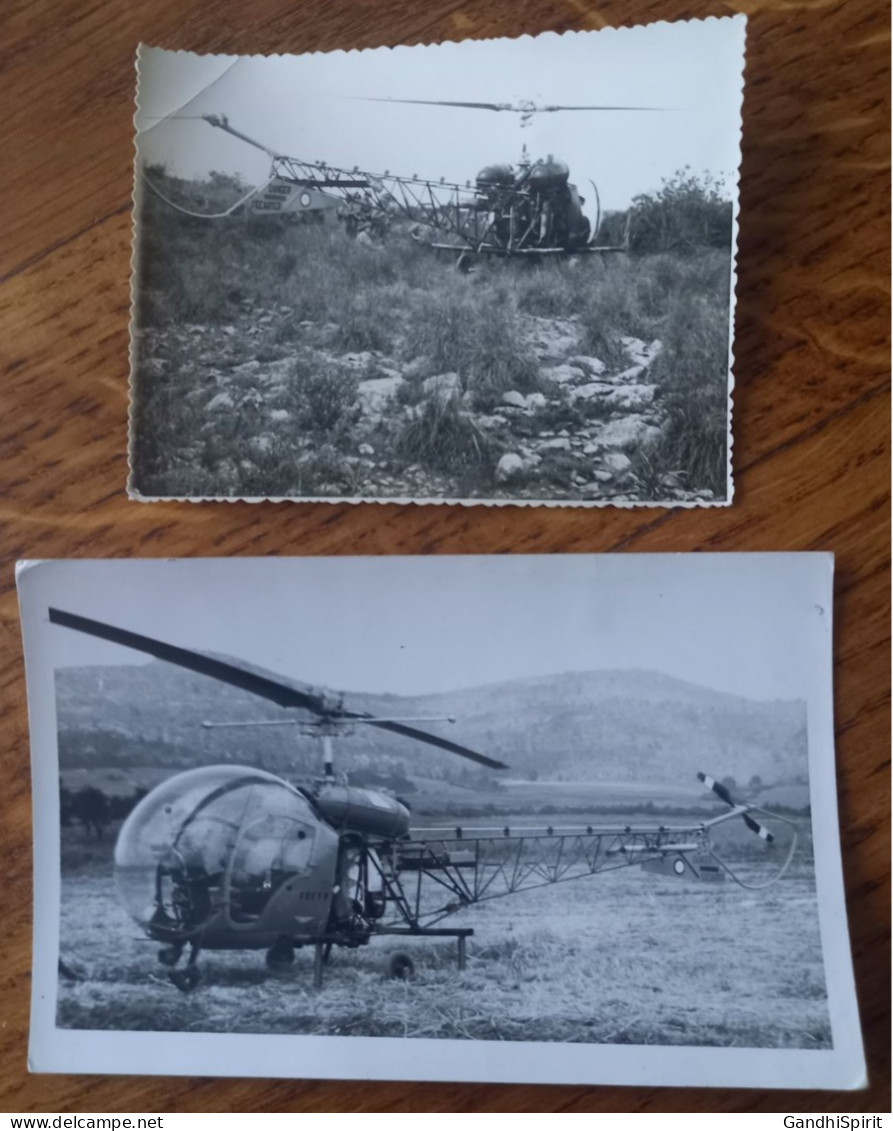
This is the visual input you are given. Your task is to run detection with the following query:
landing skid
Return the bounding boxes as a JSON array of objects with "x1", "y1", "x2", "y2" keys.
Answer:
[{"x1": 311, "y1": 926, "x2": 473, "y2": 989}]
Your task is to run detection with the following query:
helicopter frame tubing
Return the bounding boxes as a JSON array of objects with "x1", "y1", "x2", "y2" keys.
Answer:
[
  {"x1": 264, "y1": 154, "x2": 625, "y2": 258},
  {"x1": 367, "y1": 803, "x2": 799, "y2": 938}
]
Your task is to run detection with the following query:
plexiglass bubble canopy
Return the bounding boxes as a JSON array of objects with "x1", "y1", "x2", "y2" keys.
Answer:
[{"x1": 115, "y1": 765, "x2": 322, "y2": 935}]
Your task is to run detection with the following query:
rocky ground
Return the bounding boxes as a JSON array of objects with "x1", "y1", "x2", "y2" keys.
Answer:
[{"x1": 134, "y1": 301, "x2": 718, "y2": 503}]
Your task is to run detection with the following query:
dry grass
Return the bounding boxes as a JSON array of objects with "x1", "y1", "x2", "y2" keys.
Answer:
[{"x1": 56, "y1": 831, "x2": 828, "y2": 1047}]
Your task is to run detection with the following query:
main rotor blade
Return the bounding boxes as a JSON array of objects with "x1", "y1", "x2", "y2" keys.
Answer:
[
  {"x1": 358, "y1": 97, "x2": 663, "y2": 113},
  {"x1": 533, "y1": 104, "x2": 666, "y2": 112},
  {"x1": 359, "y1": 97, "x2": 513, "y2": 112},
  {"x1": 365, "y1": 717, "x2": 508, "y2": 770},
  {"x1": 48, "y1": 609, "x2": 328, "y2": 715},
  {"x1": 49, "y1": 609, "x2": 508, "y2": 768}
]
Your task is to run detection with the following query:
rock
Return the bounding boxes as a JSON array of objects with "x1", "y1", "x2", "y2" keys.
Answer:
[
  {"x1": 525, "y1": 392, "x2": 547, "y2": 410},
  {"x1": 590, "y1": 415, "x2": 663, "y2": 451},
  {"x1": 141, "y1": 357, "x2": 168, "y2": 379},
  {"x1": 270, "y1": 408, "x2": 292, "y2": 422},
  {"x1": 541, "y1": 363, "x2": 585, "y2": 385},
  {"x1": 496, "y1": 453, "x2": 526, "y2": 482},
  {"x1": 592, "y1": 469, "x2": 615, "y2": 483},
  {"x1": 558, "y1": 429, "x2": 570, "y2": 438},
  {"x1": 357, "y1": 375, "x2": 405, "y2": 413},
  {"x1": 621, "y1": 337, "x2": 663, "y2": 367},
  {"x1": 402, "y1": 356, "x2": 431, "y2": 380},
  {"x1": 568, "y1": 355, "x2": 607, "y2": 377},
  {"x1": 537, "y1": 437, "x2": 572, "y2": 453},
  {"x1": 613, "y1": 365, "x2": 646, "y2": 384},
  {"x1": 603, "y1": 452, "x2": 632, "y2": 473},
  {"x1": 250, "y1": 435, "x2": 274, "y2": 455},
  {"x1": 571, "y1": 382, "x2": 613, "y2": 402},
  {"x1": 341, "y1": 351, "x2": 377, "y2": 370},
  {"x1": 233, "y1": 359, "x2": 262, "y2": 378},
  {"x1": 523, "y1": 316, "x2": 580, "y2": 360},
  {"x1": 603, "y1": 384, "x2": 657, "y2": 411},
  {"x1": 207, "y1": 392, "x2": 234, "y2": 411},
  {"x1": 423, "y1": 372, "x2": 461, "y2": 400},
  {"x1": 223, "y1": 325, "x2": 237, "y2": 337},
  {"x1": 358, "y1": 443, "x2": 375, "y2": 456},
  {"x1": 501, "y1": 390, "x2": 528, "y2": 409},
  {"x1": 476, "y1": 414, "x2": 508, "y2": 430}
]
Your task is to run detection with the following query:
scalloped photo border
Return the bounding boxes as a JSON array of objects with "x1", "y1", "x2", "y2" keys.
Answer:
[{"x1": 127, "y1": 17, "x2": 746, "y2": 508}]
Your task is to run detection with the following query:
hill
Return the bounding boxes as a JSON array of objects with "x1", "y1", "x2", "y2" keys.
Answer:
[{"x1": 55, "y1": 661, "x2": 808, "y2": 788}]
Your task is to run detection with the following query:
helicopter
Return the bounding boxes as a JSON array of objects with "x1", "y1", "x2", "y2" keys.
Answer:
[
  {"x1": 50, "y1": 607, "x2": 799, "y2": 993},
  {"x1": 144, "y1": 103, "x2": 645, "y2": 260}
]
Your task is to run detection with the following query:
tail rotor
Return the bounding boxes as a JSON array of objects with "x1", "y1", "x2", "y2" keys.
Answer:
[
  {"x1": 696, "y1": 771, "x2": 799, "y2": 890},
  {"x1": 697, "y1": 772, "x2": 775, "y2": 841}
]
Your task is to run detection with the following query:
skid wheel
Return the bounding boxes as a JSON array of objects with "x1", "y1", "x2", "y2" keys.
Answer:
[
  {"x1": 265, "y1": 940, "x2": 295, "y2": 968},
  {"x1": 169, "y1": 966, "x2": 201, "y2": 993},
  {"x1": 388, "y1": 952, "x2": 415, "y2": 981},
  {"x1": 157, "y1": 946, "x2": 182, "y2": 968}
]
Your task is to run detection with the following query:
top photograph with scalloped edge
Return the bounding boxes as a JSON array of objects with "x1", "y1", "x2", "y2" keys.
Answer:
[{"x1": 129, "y1": 17, "x2": 746, "y2": 508}]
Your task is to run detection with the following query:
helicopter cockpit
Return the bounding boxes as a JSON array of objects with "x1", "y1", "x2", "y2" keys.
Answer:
[{"x1": 114, "y1": 765, "x2": 327, "y2": 938}]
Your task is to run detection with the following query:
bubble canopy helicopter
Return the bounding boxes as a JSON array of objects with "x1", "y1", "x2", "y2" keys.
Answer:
[
  {"x1": 50, "y1": 608, "x2": 799, "y2": 993},
  {"x1": 145, "y1": 95, "x2": 664, "y2": 259}
]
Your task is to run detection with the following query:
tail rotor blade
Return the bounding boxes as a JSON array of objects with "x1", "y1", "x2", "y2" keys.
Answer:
[
  {"x1": 742, "y1": 812, "x2": 775, "y2": 843},
  {"x1": 698, "y1": 772, "x2": 775, "y2": 843},
  {"x1": 697, "y1": 771, "x2": 734, "y2": 808}
]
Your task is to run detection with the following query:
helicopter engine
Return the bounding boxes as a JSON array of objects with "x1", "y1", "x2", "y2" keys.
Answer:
[
  {"x1": 472, "y1": 156, "x2": 591, "y2": 252},
  {"x1": 314, "y1": 784, "x2": 410, "y2": 840}
]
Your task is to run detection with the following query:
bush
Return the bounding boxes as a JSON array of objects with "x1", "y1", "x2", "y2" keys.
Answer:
[
  {"x1": 404, "y1": 287, "x2": 540, "y2": 409},
  {"x1": 287, "y1": 356, "x2": 360, "y2": 436},
  {"x1": 396, "y1": 396, "x2": 495, "y2": 478},
  {"x1": 627, "y1": 169, "x2": 733, "y2": 256}
]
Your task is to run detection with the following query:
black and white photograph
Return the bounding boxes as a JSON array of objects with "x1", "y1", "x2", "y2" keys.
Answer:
[
  {"x1": 19, "y1": 555, "x2": 864, "y2": 1088},
  {"x1": 129, "y1": 18, "x2": 744, "y2": 506}
]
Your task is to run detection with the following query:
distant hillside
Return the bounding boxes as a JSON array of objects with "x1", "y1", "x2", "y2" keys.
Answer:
[{"x1": 55, "y1": 661, "x2": 808, "y2": 787}]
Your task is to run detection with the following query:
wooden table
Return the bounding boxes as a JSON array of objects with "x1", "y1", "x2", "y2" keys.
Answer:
[{"x1": 2, "y1": 0, "x2": 889, "y2": 1113}]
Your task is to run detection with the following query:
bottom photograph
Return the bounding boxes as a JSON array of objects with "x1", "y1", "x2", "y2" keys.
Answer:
[{"x1": 17, "y1": 554, "x2": 864, "y2": 1088}]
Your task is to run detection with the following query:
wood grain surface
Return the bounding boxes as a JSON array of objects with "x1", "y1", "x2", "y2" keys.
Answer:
[{"x1": 1, "y1": 0, "x2": 889, "y2": 1113}]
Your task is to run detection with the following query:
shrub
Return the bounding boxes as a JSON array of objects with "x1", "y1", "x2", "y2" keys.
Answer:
[
  {"x1": 404, "y1": 287, "x2": 540, "y2": 410},
  {"x1": 395, "y1": 396, "x2": 495, "y2": 478},
  {"x1": 332, "y1": 294, "x2": 396, "y2": 354},
  {"x1": 627, "y1": 169, "x2": 733, "y2": 256},
  {"x1": 287, "y1": 356, "x2": 360, "y2": 437}
]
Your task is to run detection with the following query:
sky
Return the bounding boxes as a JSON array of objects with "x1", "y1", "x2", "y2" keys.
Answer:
[
  {"x1": 20, "y1": 553, "x2": 833, "y2": 703},
  {"x1": 135, "y1": 18, "x2": 746, "y2": 215}
]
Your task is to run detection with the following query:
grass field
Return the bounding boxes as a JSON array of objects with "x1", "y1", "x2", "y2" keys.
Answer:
[{"x1": 56, "y1": 797, "x2": 828, "y2": 1048}]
